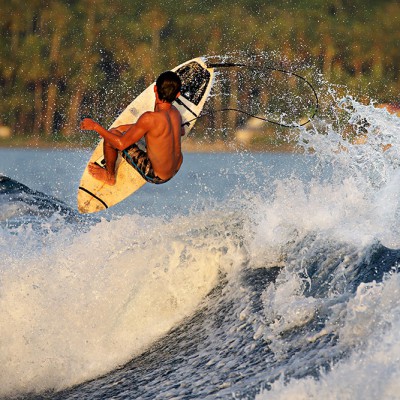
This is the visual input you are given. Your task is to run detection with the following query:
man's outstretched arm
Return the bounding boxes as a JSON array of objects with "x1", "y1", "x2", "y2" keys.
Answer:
[{"x1": 81, "y1": 115, "x2": 150, "y2": 150}]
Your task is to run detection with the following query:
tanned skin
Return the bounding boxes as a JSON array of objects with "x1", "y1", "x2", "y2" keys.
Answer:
[{"x1": 80, "y1": 86, "x2": 184, "y2": 185}]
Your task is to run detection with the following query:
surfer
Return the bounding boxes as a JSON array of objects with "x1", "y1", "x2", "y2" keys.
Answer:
[{"x1": 80, "y1": 71, "x2": 183, "y2": 185}]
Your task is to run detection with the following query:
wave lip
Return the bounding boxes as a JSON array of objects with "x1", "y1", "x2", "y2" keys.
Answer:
[{"x1": 0, "y1": 174, "x2": 86, "y2": 229}]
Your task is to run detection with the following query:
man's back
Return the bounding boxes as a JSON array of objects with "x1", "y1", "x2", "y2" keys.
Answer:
[{"x1": 144, "y1": 105, "x2": 183, "y2": 181}]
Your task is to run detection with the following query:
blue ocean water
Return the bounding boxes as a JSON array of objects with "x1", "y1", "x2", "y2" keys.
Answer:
[{"x1": 2, "y1": 99, "x2": 400, "y2": 399}]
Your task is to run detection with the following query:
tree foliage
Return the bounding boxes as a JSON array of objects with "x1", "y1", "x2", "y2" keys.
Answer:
[{"x1": 0, "y1": 0, "x2": 399, "y2": 139}]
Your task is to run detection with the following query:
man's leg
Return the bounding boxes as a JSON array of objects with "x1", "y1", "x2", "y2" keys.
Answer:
[{"x1": 88, "y1": 141, "x2": 118, "y2": 185}]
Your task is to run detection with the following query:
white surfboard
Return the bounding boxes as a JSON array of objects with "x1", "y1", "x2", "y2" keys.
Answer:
[{"x1": 77, "y1": 57, "x2": 215, "y2": 214}]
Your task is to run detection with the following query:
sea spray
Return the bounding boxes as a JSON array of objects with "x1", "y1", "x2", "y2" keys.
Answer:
[{"x1": 258, "y1": 272, "x2": 400, "y2": 400}]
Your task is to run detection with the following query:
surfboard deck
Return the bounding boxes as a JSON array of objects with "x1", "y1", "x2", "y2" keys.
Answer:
[{"x1": 77, "y1": 57, "x2": 214, "y2": 214}]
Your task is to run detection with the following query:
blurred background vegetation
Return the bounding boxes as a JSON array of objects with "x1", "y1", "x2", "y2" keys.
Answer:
[{"x1": 0, "y1": 0, "x2": 399, "y2": 148}]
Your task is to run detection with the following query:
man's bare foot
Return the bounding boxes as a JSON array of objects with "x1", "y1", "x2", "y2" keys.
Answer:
[{"x1": 88, "y1": 163, "x2": 116, "y2": 185}]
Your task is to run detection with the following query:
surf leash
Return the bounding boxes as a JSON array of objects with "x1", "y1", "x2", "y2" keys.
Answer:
[{"x1": 181, "y1": 62, "x2": 318, "y2": 129}]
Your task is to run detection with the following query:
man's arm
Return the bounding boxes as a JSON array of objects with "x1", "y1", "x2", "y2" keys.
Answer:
[
  {"x1": 81, "y1": 114, "x2": 151, "y2": 150},
  {"x1": 111, "y1": 123, "x2": 134, "y2": 134}
]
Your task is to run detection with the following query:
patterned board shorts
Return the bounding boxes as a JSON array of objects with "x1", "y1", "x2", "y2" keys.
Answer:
[{"x1": 121, "y1": 144, "x2": 168, "y2": 184}]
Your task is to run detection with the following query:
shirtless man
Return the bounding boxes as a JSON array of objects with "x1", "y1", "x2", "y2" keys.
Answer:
[{"x1": 80, "y1": 71, "x2": 183, "y2": 185}]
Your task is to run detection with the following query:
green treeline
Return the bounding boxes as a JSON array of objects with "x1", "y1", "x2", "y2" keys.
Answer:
[{"x1": 1, "y1": 0, "x2": 399, "y2": 142}]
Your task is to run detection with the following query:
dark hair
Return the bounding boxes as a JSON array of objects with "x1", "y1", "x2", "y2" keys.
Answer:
[{"x1": 156, "y1": 71, "x2": 181, "y2": 103}]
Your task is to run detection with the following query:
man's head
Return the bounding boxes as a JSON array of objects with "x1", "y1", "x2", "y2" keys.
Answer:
[{"x1": 155, "y1": 71, "x2": 181, "y2": 103}]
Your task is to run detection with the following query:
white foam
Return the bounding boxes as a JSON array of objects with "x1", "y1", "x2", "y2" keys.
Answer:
[
  {"x1": 0, "y1": 212, "x2": 245, "y2": 397},
  {"x1": 243, "y1": 99, "x2": 400, "y2": 262},
  {"x1": 257, "y1": 273, "x2": 400, "y2": 400},
  {"x1": 245, "y1": 100, "x2": 400, "y2": 398}
]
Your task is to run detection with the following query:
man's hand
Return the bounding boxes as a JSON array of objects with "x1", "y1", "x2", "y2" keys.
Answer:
[{"x1": 80, "y1": 118, "x2": 98, "y2": 131}]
